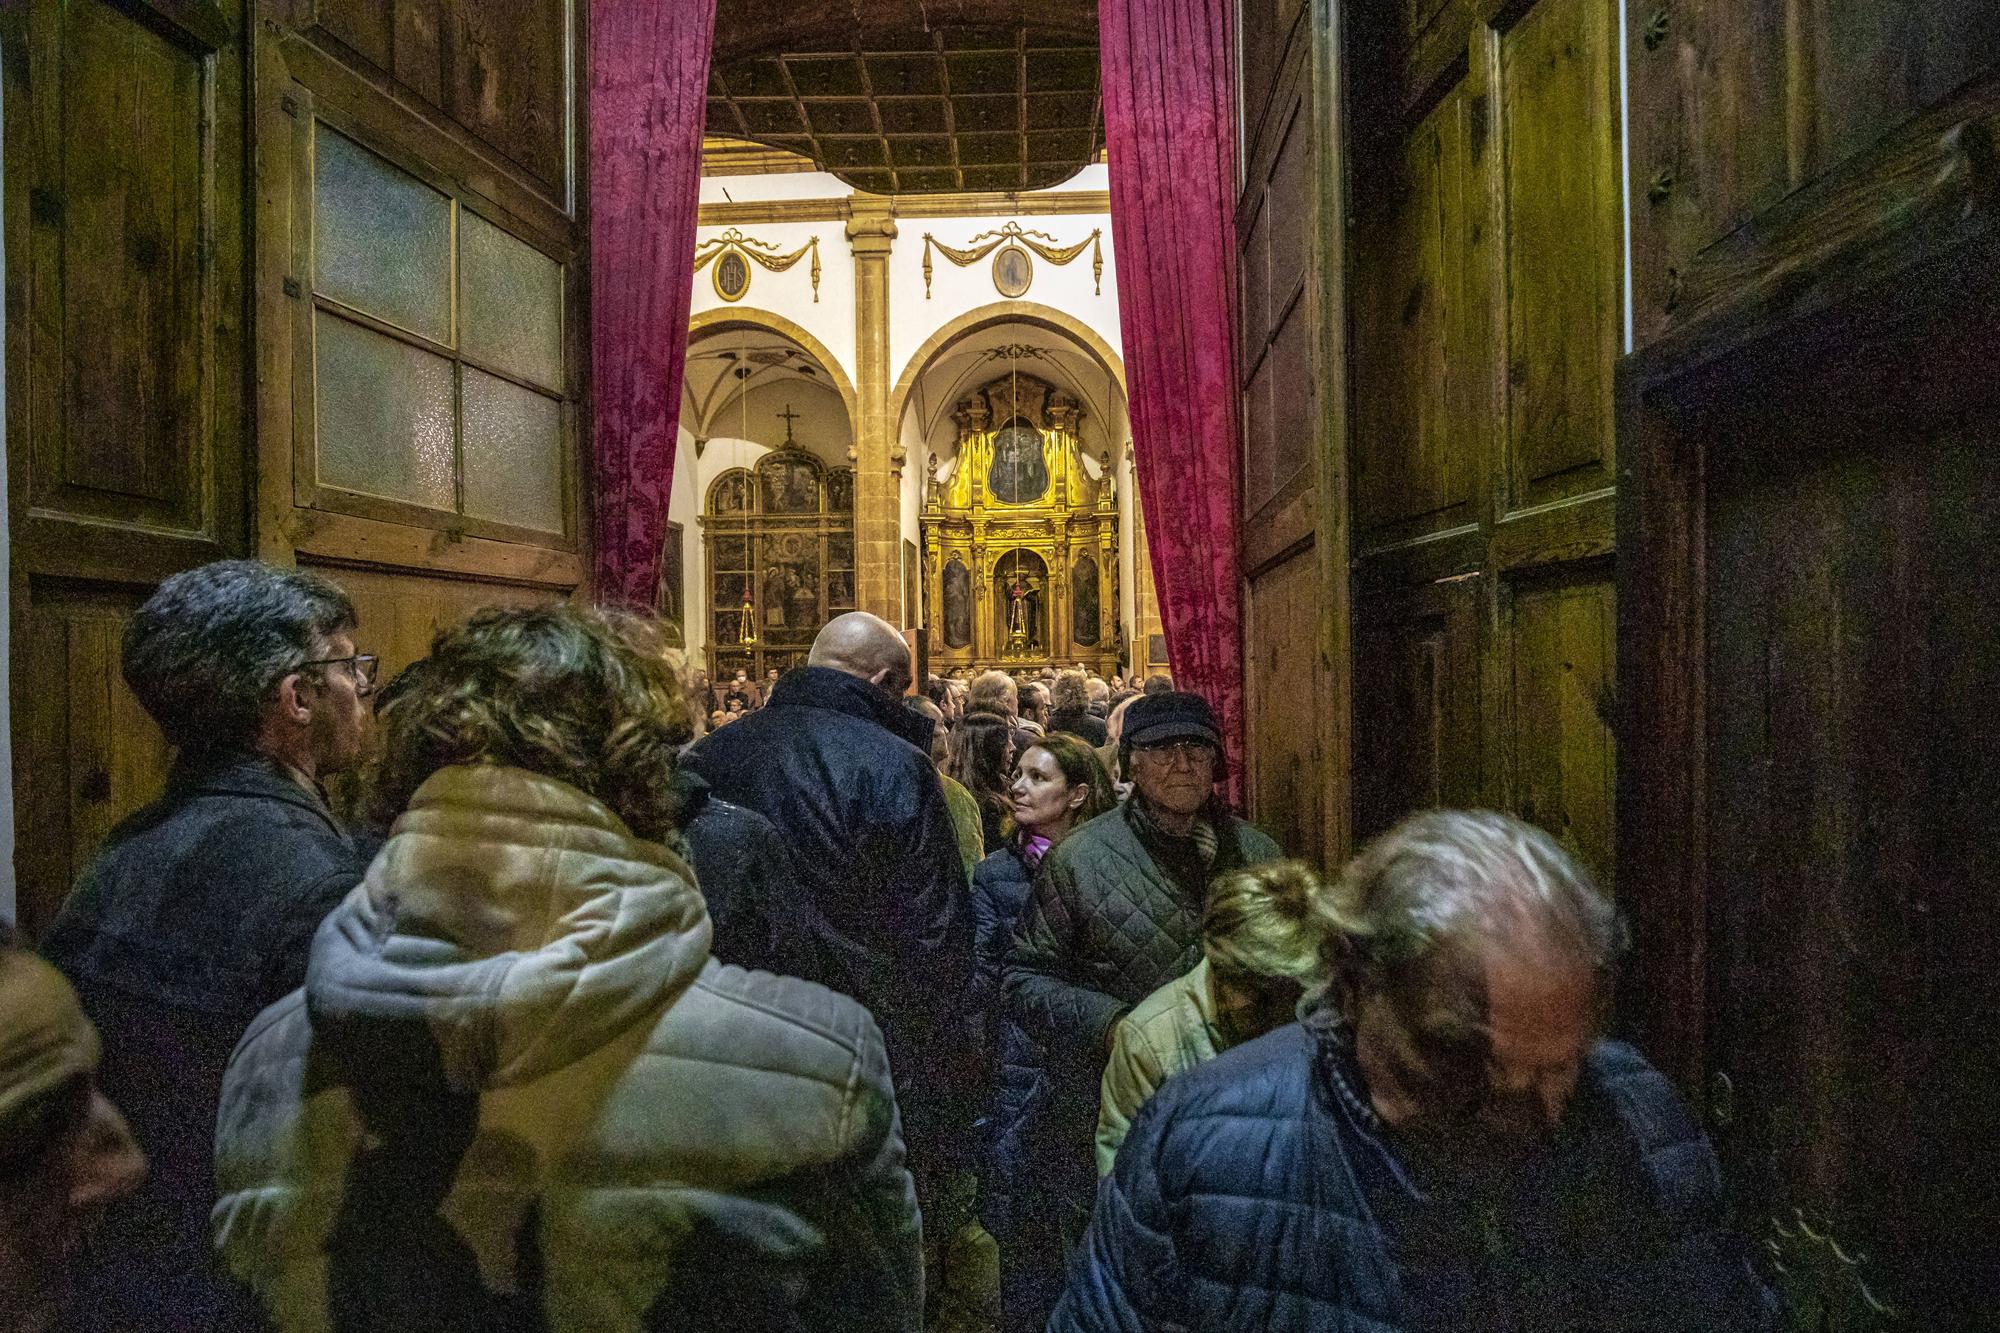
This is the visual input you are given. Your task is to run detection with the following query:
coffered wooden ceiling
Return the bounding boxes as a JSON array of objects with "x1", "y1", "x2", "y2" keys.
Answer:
[{"x1": 707, "y1": 1, "x2": 1103, "y2": 195}]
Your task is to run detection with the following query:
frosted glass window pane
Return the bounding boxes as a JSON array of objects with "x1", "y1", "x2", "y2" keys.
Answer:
[
  {"x1": 313, "y1": 124, "x2": 451, "y2": 343},
  {"x1": 462, "y1": 368, "x2": 564, "y2": 533},
  {"x1": 315, "y1": 311, "x2": 456, "y2": 511},
  {"x1": 461, "y1": 211, "x2": 564, "y2": 391}
]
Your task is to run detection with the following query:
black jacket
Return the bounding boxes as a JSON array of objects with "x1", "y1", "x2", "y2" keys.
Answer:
[
  {"x1": 1056, "y1": 1024, "x2": 1776, "y2": 1332},
  {"x1": 1047, "y1": 706, "x2": 1109, "y2": 747},
  {"x1": 40, "y1": 750, "x2": 367, "y2": 1333},
  {"x1": 683, "y1": 666, "x2": 976, "y2": 1161},
  {"x1": 671, "y1": 767, "x2": 825, "y2": 980}
]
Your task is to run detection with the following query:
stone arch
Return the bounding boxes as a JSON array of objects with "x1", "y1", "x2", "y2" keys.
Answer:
[
  {"x1": 888, "y1": 301, "x2": 1127, "y2": 446},
  {"x1": 687, "y1": 306, "x2": 859, "y2": 430}
]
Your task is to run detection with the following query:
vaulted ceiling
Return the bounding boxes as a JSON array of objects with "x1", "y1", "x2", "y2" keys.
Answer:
[{"x1": 707, "y1": 0, "x2": 1104, "y2": 195}]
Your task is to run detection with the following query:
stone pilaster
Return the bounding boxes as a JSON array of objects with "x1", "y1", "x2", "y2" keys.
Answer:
[{"x1": 846, "y1": 198, "x2": 900, "y2": 621}]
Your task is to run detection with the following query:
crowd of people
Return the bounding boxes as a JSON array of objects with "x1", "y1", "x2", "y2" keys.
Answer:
[{"x1": 0, "y1": 559, "x2": 1778, "y2": 1332}]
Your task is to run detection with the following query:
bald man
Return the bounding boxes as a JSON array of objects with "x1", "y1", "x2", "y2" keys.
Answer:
[{"x1": 684, "y1": 613, "x2": 974, "y2": 1214}]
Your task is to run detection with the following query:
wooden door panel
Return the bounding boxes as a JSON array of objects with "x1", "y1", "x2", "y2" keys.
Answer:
[
  {"x1": 1498, "y1": 0, "x2": 1620, "y2": 513},
  {"x1": 1701, "y1": 421, "x2": 1999, "y2": 1324},
  {"x1": 12, "y1": 598, "x2": 175, "y2": 935},
  {"x1": 1506, "y1": 570, "x2": 1615, "y2": 886},
  {"x1": 13, "y1": 0, "x2": 242, "y2": 556},
  {"x1": 1245, "y1": 549, "x2": 1327, "y2": 862},
  {"x1": 1352, "y1": 578, "x2": 1480, "y2": 841},
  {"x1": 1353, "y1": 84, "x2": 1475, "y2": 544},
  {"x1": 448, "y1": 0, "x2": 566, "y2": 195}
]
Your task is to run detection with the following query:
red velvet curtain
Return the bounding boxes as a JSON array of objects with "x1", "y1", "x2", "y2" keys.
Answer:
[
  {"x1": 1099, "y1": 0, "x2": 1247, "y2": 794},
  {"x1": 589, "y1": 1, "x2": 717, "y2": 608}
]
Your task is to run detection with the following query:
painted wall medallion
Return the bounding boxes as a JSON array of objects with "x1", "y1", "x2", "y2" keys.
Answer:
[{"x1": 993, "y1": 243, "x2": 1034, "y2": 298}]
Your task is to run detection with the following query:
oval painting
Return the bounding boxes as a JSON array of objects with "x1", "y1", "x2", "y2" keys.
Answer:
[
  {"x1": 987, "y1": 421, "x2": 1049, "y2": 504},
  {"x1": 992, "y1": 244, "x2": 1033, "y2": 298}
]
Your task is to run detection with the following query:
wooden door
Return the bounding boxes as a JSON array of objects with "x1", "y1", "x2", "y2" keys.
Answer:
[
  {"x1": 1335, "y1": 0, "x2": 1623, "y2": 882},
  {"x1": 3, "y1": 0, "x2": 249, "y2": 933},
  {"x1": 1620, "y1": 8, "x2": 2000, "y2": 1323},
  {"x1": 1237, "y1": 0, "x2": 1350, "y2": 864}
]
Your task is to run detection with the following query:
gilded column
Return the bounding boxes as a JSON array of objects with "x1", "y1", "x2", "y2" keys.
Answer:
[{"x1": 847, "y1": 198, "x2": 900, "y2": 620}]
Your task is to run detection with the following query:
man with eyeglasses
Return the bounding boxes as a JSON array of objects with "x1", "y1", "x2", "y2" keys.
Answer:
[
  {"x1": 40, "y1": 560, "x2": 373, "y2": 1332},
  {"x1": 998, "y1": 690, "x2": 1279, "y2": 1331}
]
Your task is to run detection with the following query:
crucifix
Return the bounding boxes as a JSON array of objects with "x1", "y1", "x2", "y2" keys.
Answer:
[{"x1": 775, "y1": 403, "x2": 802, "y2": 446}]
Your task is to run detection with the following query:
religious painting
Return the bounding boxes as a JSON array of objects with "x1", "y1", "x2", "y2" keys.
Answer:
[
  {"x1": 943, "y1": 555, "x2": 973, "y2": 648},
  {"x1": 992, "y1": 243, "x2": 1033, "y2": 298},
  {"x1": 1072, "y1": 553, "x2": 1100, "y2": 646},
  {"x1": 757, "y1": 532, "x2": 823, "y2": 644},
  {"x1": 759, "y1": 454, "x2": 821, "y2": 514},
  {"x1": 828, "y1": 467, "x2": 854, "y2": 513},
  {"x1": 995, "y1": 549, "x2": 1048, "y2": 654},
  {"x1": 657, "y1": 521, "x2": 686, "y2": 643},
  {"x1": 713, "y1": 249, "x2": 751, "y2": 302},
  {"x1": 987, "y1": 420, "x2": 1049, "y2": 504},
  {"x1": 708, "y1": 470, "x2": 750, "y2": 515}
]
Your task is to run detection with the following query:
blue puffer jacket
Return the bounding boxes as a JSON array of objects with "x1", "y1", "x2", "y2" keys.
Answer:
[{"x1": 1054, "y1": 1023, "x2": 1777, "y2": 1333}]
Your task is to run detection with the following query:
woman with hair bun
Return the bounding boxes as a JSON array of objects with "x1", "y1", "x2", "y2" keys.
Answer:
[{"x1": 1094, "y1": 858, "x2": 1324, "y2": 1172}]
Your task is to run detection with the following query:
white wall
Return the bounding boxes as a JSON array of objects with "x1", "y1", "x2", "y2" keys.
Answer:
[
  {"x1": 887, "y1": 210, "x2": 1121, "y2": 390},
  {"x1": 689, "y1": 219, "x2": 858, "y2": 378}
]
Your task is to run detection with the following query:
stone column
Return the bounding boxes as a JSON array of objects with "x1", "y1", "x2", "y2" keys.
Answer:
[{"x1": 846, "y1": 198, "x2": 900, "y2": 621}]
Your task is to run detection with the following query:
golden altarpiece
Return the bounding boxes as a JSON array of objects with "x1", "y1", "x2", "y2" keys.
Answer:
[
  {"x1": 704, "y1": 445, "x2": 857, "y2": 678},
  {"x1": 923, "y1": 373, "x2": 1121, "y2": 673}
]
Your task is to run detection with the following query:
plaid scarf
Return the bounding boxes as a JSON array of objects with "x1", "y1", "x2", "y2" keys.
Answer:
[{"x1": 1129, "y1": 794, "x2": 1221, "y2": 868}]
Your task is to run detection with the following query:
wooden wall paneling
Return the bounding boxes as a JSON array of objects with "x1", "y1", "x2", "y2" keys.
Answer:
[
  {"x1": 1238, "y1": 0, "x2": 1352, "y2": 860},
  {"x1": 1623, "y1": 0, "x2": 2000, "y2": 348},
  {"x1": 448, "y1": 0, "x2": 567, "y2": 196}
]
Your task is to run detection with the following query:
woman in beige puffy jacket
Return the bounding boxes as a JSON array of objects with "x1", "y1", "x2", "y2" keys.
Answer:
[{"x1": 211, "y1": 605, "x2": 923, "y2": 1333}]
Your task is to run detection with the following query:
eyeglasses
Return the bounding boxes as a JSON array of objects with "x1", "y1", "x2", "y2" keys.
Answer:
[
  {"x1": 300, "y1": 653, "x2": 379, "y2": 694},
  {"x1": 1134, "y1": 739, "x2": 1215, "y2": 765}
]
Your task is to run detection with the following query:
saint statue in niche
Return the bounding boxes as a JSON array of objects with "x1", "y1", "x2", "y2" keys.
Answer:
[
  {"x1": 987, "y1": 421, "x2": 1049, "y2": 504},
  {"x1": 996, "y1": 552, "x2": 1046, "y2": 653}
]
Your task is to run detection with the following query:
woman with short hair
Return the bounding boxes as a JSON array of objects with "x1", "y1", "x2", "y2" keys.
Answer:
[{"x1": 212, "y1": 604, "x2": 922, "y2": 1332}]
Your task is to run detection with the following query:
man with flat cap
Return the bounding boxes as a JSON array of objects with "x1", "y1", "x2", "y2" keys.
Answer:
[{"x1": 996, "y1": 690, "x2": 1280, "y2": 1330}]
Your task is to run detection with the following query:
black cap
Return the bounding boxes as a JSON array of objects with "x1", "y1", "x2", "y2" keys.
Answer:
[{"x1": 1122, "y1": 691, "x2": 1222, "y2": 753}]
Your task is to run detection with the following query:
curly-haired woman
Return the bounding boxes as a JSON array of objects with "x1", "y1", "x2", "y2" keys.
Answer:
[{"x1": 211, "y1": 604, "x2": 923, "y2": 1332}]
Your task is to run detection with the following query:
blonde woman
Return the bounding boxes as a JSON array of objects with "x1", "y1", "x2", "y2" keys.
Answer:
[{"x1": 1095, "y1": 859, "x2": 1323, "y2": 1174}]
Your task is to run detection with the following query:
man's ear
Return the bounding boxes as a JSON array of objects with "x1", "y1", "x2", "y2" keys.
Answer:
[
  {"x1": 867, "y1": 666, "x2": 893, "y2": 689},
  {"x1": 274, "y1": 671, "x2": 315, "y2": 724}
]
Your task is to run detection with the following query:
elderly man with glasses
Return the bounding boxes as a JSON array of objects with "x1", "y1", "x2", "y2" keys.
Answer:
[
  {"x1": 997, "y1": 690, "x2": 1280, "y2": 1332},
  {"x1": 40, "y1": 559, "x2": 373, "y2": 1333}
]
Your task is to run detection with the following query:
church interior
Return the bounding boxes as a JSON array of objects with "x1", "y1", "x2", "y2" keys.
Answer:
[{"x1": 2, "y1": 0, "x2": 1996, "y2": 1327}]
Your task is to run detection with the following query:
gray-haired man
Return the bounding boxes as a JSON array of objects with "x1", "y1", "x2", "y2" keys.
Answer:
[
  {"x1": 41, "y1": 560, "x2": 373, "y2": 1332},
  {"x1": 1055, "y1": 810, "x2": 1775, "y2": 1333}
]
